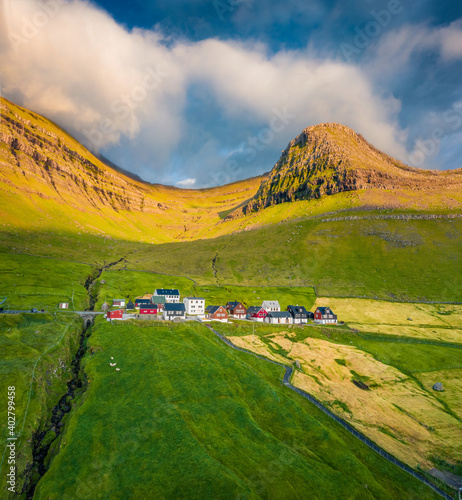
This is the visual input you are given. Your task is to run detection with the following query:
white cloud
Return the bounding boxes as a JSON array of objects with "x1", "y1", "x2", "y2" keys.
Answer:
[
  {"x1": 0, "y1": 0, "x2": 430, "y2": 184},
  {"x1": 437, "y1": 20, "x2": 462, "y2": 61},
  {"x1": 367, "y1": 20, "x2": 462, "y2": 77},
  {"x1": 176, "y1": 178, "x2": 196, "y2": 187}
]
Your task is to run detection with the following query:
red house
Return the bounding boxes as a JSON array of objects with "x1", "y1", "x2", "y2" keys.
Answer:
[
  {"x1": 246, "y1": 306, "x2": 267, "y2": 322},
  {"x1": 107, "y1": 309, "x2": 123, "y2": 319},
  {"x1": 205, "y1": 305, "x2": 228, "y2": 321},
  {"x1": 226, "y1": 301, "x2": 247, "y2": 319},
  {"x1": 314, "y1": 307, "x2": 337, "y2": 325},
  {"x1": 139, "y1": 306, "x2": 158, "y2": 315}
]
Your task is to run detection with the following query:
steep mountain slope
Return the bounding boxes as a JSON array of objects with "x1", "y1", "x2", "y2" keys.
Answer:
[
  {"x1": 236, "y1": 123, "x2": 462, "y2": 215},
  {"x1": 0, "y1": 97, "x2": 263, "y2": 243},
  {"x1": 1, "y1": 97, "x2": 462, "y2": 254}
]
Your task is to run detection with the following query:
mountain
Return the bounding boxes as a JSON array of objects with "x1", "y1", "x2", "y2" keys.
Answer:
[
  {"x1": 0, "y1": 97, "x2": 264, "y2": 243},
  {"x1": 2, "y1": 97, "x2": 462, "y2": 251},
  {"x1": 235, "y1": 123, "x2": 462, "y2": 215}
]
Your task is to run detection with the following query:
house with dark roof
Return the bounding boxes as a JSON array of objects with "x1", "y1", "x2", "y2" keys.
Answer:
[
  {"x1": 264, "y1": 311, "x2": 293, "y2": 324},
  {"x1": 163, "y1": 303, "x2": 186, "y2": 320},
  {"x1": 287, "y1": 305, "x2": 312, "y2": 324},
  {"x1": 206, "y1": 305, "x2": 228, "y2": 322},
  {"x1": 126, "y1": 300, "x2": 135, "y2": 310},
  {"x1": 135, "y1": 298, "x2": 151, "y2": 308},
  {"x1": 154, "y1": 289, "x2": 180, "y2": 303},
  {"x1": 226, "y1": 301, "x2": 247, "y2": 319},
  {"x1": 314, "y1": 307, "x2": 337, "y2": 325},
  {"x1": 246, "y1": 306, "x2": 267, "y2": 322}
]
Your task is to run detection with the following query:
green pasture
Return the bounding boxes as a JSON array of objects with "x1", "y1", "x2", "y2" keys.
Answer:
[
  {"x1": 0, "y1": 253, "x2": 91, "y2": 311},
  {"x1": 34, "y1": 320, "x2": 439, "y2": 499}
]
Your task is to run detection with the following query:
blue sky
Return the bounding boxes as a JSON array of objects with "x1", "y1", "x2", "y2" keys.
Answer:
[{"x1": 1, "y1": 0, "x2": 462, "y2": 187}]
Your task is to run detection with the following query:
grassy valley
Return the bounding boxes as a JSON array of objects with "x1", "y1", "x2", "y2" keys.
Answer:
[{"x1": 1, "y1": 97, "x2": 462, "y2": 498}]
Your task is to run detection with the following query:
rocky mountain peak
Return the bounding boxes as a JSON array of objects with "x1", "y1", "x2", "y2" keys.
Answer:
[{"x1": 234, "y1": 122, "x2": 462, "y2": 215}]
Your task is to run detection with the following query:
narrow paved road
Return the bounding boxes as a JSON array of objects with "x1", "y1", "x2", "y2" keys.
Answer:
[{"x1": 205, "y1": 324, "x2": 454, "y2": 500}]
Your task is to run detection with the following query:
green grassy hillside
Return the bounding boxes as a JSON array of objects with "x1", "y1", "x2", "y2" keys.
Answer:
[
  {"x1": 93, "y1": 269, "x2": 316, "y2": 311},
  {"x1": 0, "y1": 313, "x2": 83, "y2": 496},
  {"x1": 0, "y1": 253, "x2": 91, "y2": 311},
  {"x1": 115, "y1": 215, "x2": 462, "y2": 302},
  {"x1": 33, "y1": 319, "x2": 439, "y2": 499},
  {"x1": 218, "y1": 314, "x2": 462, "y2": 478}
]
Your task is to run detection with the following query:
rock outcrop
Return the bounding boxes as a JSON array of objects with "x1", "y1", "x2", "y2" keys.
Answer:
[{"x1": 235, "y1": 123, "x2": 462, "y2": 216}]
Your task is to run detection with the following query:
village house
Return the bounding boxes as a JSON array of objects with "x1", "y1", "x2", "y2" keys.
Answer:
[
  {"x1": 206, "y1": 305, "x2": 228, "y2": 322},
  {"x1": 154, "y1": 289, "x2": 180, "y2": 303},
  {"x1": 287, "y1": 305, "x2": 311, "y2": 324},
  {"x1": 126, "y1": 300, "x2": 135, "y2": 310},
  {"x1": 151, "y1": 295, "x2": 167, "y2": 311},
  {"x1": 264, "y1": 311, "x2": 293, "y2": 324},
  {"x1": 137, "y1": 305, "x2": 158, "y2": 320},
  {"x1": 163, "y1": 303, "x2": 186, "y2": 321},
  {"x1": 226, "y1": 301, "x2": 247, "y2": 319},
  {"x1": 101, "y1": 302, "x2": 109, "y2": 312},
  {"x1": 112, "y1": 299, "x2": 125, "y2": 308},
  {"x1": 58, "y1": 303, "x2": 69, "y2": 309},
  {"x1": 261, "y1": 300, "x2": 280, "y2": 312},
  {"x1": 183, "y1": 297, "x2": 205, "y2": 315},
  {"x1": 135, "y1": 298, "x2": 151, "y2": 308},
  {"x1": 314, "y1": 307, "x2": 338, "y2": 325},
  {"x1": 107, "y1": 309, "x2": 123, "y2": 320},
  {"x1": 247, "y1": 306, "x2": 268, "y2": 322}
]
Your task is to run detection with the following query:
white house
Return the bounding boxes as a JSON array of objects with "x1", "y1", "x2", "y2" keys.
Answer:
[
  {"x1": 264, "y1": 311, "x2": 293, "y2": 324},
  {"x1": 261, "y1": 300, "x2": 281, "y2": 312},
  {"x1": 58, "y1": 303, "x2": 69, "y2": 309},
  {"x1": 183, "y1": 297, "x2": 205, "y2": 315},
  {"x1": 163, "y1": 303, "x2": 186, "y2": 320},
  {"x1": 112, "y1": 299, "x2": 125, "y2": 307},
  {"x1": 154, "y1": 289, "x2": 180, "y2": 303}
]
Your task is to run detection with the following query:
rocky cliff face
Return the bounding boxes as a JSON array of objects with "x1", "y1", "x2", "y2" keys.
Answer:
[
  {"x1": 0, "y1": 97, "x2": 263, "y2": 242},
  {"x1": 0, "y1": 98, "x2": 164, "y2": 214},
  {"x1": 237, "y1": 123, "x2": 462, "y2": 215}
]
